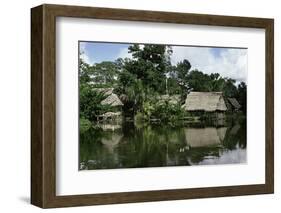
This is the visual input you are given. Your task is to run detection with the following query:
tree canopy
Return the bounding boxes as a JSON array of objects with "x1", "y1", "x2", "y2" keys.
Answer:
[{"x1": 79, "y1": 44, "x2": 247, "y2": 120}]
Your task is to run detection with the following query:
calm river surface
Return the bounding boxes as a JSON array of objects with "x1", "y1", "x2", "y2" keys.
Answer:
[{"x1": 79, "y1": 121, "x2": 246, "y2": 170}]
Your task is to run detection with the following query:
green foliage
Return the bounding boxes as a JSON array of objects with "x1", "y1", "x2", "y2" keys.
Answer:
[
  {"x1": 187, "y1": 70, "x2": 212, "y2": 91},
  {"x1": 136, "y1": 99, "x2": 186, "y2": 124},
  {"x1": 79, "y1": 55, "x2": 120, "y2": 87},
  {"x1": 115, "y1": 44, "x2": 174, "y2": 115},
  {"x1": 91, "y1": 61, "x2": 120, "y2": 85},
  {"x1": 79, "y1": 58, "x2": 92, "y2": 84},
  {"x1": 79, "y1": 84, "x2": 113, "y2": 121},
  {"x1": 166, "y1": 77, "x2": 182, "y2": 95},
  {"x1": 173, "y1": 59, "x2": 192, "y2": 90},
  {"x1": 124, "y1": 44, "x2": 172, "y2": 93},
  {"x1": 79, "y1": 43, "x2": 248, "y2": 122},
  {"x1": 142, "y1": 100, "x2": 155, "y2": 120},
  {"x1": 223, "y1": 78, "x2": 238, "y2": 97},
  {"x1": 80, "y1": 118, "x2": 92, "y2": 133},
  {"x1": 236, "y1": 82, "x2": 247, "y2": 114},
  {"x1": 209, "y1": 73, "x2": 225, "y2": 91},
  {"x1": 152, "y1": 101, "x2": 185, "y2": 123}
]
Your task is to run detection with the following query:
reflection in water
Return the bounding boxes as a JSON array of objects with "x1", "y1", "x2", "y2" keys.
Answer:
[
  {"x1": 100, "y1": 131, "x2": 123, "y2": 152},
  {"x1": 79, "y1": 121, "x2": 246, "y2": 170},
  {"x1": 197, "y1": 147, "x2": 246, "y2": 165},
  {"x1": 185, "y1": 127, "x2": 227, "y2": 147},
  {"x1": 96, "y1": 123, "x2": 122, "y2": 131}
]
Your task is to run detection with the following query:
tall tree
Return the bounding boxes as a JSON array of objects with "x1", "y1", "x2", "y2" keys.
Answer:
[
  {"x1": 79, "y1": 57, "x2": 92, "y2": 84},
  {"x1": 187, "y1": 70, "x2": 212, "y2": 92},
  {"x1": 236, "y1": 82, "x2": 247, "y2": 114},
  {"x1": 123, "y1": 44, "x2": 173, "y2": 93},
  {"x1": 172, "y1": 59, "x2": 192, "y2": 92},
  {"x1": 223, "y1": 78, "x2": 237, "y2": 97},
  {"x1": 90, "y1": 61, "x2": 119, "y2": 86},
  {"x1": 209, "y1": 73, "x2": 225, "y2": 91}
]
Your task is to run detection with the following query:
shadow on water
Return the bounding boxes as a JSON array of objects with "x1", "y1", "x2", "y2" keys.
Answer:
[{"x1": 79, "y1": 119, "x2": 246, "y2": 170}]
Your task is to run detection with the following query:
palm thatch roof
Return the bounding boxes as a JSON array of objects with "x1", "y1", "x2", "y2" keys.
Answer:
[
  {"x1": 94, "y1": 88, "x2": 123, "y2": 107},
  {"x1": 182, "y1": 92, "x2": 227, "y2": 112},
  {"x1": 228, "y1": 98, "x2": 241, "y2": 110},
  {"x1": 101, "y1": 93, "x2": 123, "y2": 106}
]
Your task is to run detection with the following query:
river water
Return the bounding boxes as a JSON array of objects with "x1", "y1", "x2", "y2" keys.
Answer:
[{"x1": 79, "y1": 120, "x2": 246, "y2": 170}]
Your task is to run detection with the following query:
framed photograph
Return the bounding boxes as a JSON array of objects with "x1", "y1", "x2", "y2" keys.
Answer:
[{"x1": 31, "y1": 4, "x2": 274, "y2": 208}]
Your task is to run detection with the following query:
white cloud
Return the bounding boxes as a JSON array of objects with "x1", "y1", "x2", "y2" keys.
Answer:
[
  {"x1": 171, "y1": 46, "x2": 247, "y2": 83},
  {"x1": 80, "y1": 52, "x2": 93, "y2": 65},
  {"x1": 79, "y1": 42, "x2": 95, "y2": 65},
  {"x1": 117, "y1": 47, "x2": 132, "y2": 60}
]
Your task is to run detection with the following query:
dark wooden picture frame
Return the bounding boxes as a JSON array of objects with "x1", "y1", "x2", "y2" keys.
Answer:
[{"x1": 31, "y1": 4, "x2": 274, "y2": 208}]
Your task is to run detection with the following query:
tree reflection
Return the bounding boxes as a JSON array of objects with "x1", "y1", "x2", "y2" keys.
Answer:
[{"x1": 80, "y1": 120, "x2": 246, "y2": 170}]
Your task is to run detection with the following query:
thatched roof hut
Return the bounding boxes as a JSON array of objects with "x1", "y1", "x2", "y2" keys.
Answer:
[
  {"x1": 94, "y1": 88, "x2": 123, "y2": 107},
  {"x1": 182, "y1": 92, "x2": 227, "y2": 112},
  {"x1": 227, "y1": 98, "x2": 241, "y2": 111}
]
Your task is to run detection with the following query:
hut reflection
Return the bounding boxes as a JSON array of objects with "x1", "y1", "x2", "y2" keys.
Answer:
[
  {"x1": 101, "y1": 132, "x2": 123, "y2": 153},
  {"x1": 184, "y1": 127, "x2": 227, "y2": 147},
  {"x1": 96, "y1": 123, "x2": 122, "y2": 131}
]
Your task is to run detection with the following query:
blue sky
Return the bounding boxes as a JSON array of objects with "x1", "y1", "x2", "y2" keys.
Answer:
[
  {"x1": 80, "y1": 42, "x2": 130, "y2": 63},
  {"x1": 79, "y1": 41, "x2": 247, "y2": 83},
  {"x1": 210, "y1": 48, "x2": 222, "y2": 58}
]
